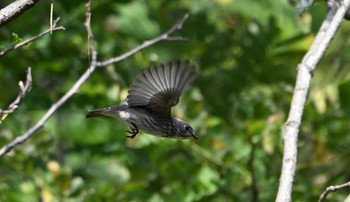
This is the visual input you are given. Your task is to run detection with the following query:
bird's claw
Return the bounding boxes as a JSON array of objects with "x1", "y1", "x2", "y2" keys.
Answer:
[{"x1": 126, "y1": 123, "x2": 139, "y2": 139}]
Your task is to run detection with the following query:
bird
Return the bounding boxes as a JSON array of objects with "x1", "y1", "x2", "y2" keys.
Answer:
[{"x1": 86, "y1": 60, "x2": 198, "y2": 140}]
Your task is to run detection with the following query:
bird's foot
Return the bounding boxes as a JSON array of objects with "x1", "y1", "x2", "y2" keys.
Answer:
[{"x1": 126, "y1": 122, "x2": 139, "y2": 139}]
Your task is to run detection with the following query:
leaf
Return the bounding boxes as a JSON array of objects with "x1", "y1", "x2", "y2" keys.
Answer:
[{"x1": 0, "y1": 112, "x2": 8, "y2": 124}]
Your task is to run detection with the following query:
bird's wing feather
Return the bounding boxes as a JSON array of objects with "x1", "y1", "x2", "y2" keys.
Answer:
[{"x1": 127, "y1": 61, "x2": 197, "y2": 116}]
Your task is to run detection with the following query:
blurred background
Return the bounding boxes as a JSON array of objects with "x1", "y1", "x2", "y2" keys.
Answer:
[{"x1": 1, "y1": 0, "x2": 350, "y2": 201}]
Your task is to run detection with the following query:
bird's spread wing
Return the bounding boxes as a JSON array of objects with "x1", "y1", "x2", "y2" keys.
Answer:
[{"x1": 127, "y1": 60, "x2": 197, "y2": 116}]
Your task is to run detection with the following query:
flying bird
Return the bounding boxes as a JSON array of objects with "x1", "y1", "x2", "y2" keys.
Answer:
[{"x1": 86, "y1": 60, "x2": 198, "y2": 140}]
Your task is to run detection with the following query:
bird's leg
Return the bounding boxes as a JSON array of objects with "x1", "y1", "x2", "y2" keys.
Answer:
[{"x1": 126, "y1": 122, "x2": 139, "y2": 139}]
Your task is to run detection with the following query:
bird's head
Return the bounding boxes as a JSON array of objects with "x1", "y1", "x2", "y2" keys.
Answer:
[{"x1": 174, "y1": 118, "x2": 198, "y2": 140}]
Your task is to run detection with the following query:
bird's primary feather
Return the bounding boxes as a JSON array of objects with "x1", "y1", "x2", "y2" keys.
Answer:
[{"x1": 127, "y1": 61, "x2": 197, "y2": 116}]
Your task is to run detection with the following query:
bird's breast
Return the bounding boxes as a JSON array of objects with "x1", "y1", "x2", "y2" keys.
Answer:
[{"x1": 125, "y1": 107, "x2": 176, "y2": 136}]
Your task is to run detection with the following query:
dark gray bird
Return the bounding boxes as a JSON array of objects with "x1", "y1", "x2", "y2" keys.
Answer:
[{"x1": 86, "y1": 61, "x2": 198, "y2": 140}]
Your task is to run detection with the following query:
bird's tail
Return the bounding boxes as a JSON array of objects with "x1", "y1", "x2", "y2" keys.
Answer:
[
  {"x1": 86, "y1": 105, "x2": 127, "y2": 118},
  {"x1": 85, "y1": 109, "x2": 106, "y2": 118}
]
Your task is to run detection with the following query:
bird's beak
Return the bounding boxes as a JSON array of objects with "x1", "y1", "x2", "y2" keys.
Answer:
[{"x1": 191, "y1": 131, "x2": 199, "y2": 140}]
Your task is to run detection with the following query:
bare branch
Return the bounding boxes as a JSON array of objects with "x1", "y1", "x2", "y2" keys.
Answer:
[
  {"x1": 0, "y1": 13, "x2": 190, "y2": 157},
  {"x1": 85, "y1": 0, "x2": 95, "y2": 63},
  {"x1": 50, "y1": 0, "x2": 54, "y2": 34},
  {"x1": 0, "y1": 0, "x2": 40, "y2": 26},
  {"x1": 319, "y1": 181, "x2": 350, "y2": 202},
  {"x1": 275, "y1": 0, "x2": 350, "y2": 202},
  {"x1": 96, "y1": 13, "x2": 190, "y2": 67},
  {"x1": 0, "y1": 67, "x2": 32, "y2": 123},
  {"x1": 0, "y1": 18, "x2": 65, "y2": 58}
]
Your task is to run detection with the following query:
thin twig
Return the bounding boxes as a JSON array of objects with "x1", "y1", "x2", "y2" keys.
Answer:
[
  {"x1": 0, "y1": 18, "x2": 65, "y2": 58},
  {"x1": 275, "y1": 1, "x2": 350, "y2": 202},
  {"x1": 50, "y1": 0, "x2": 54, "y2": 34},
  {"x1": 96, "y1": 13, "x2": 190, "y2": 67},
  {"x1": 0, "y1": 67, "x2": 32, "y2": 123},
  {"x1": 319, "y1": 181, "x2": 350, "y2": 202},
  {"x1": 0, "y1": 13, "x2": 190, "y2": 157},
  {"x1": 85, "y1": 0, "x2": 94, "y2": 63}
]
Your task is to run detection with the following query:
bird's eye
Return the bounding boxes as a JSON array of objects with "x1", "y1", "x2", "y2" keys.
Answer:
[{"x1": 185, "y1": 125, "x2": 190, "y2": 131}]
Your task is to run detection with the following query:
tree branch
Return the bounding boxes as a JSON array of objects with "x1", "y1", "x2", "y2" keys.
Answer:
[
  {"x1": 0, "y1": 18, "x2": 65, "y2": 58},
  {"x1": 0, "y1": 13, "x2": 190, "y2": 157},
  {"x1": 0, "y1": 67, "x2": 32, "y2": 123},
  {"x1": 96, "y1": 13, "x2": 189, "y2": 67},
  {"x1": 319, "y1": 181, "x2": 350, "y2": 202},
  {"x1": 85, "y1": 0, "x2": 94, "y2": 62},
  {"x1": 275, "y1": 0, "x2": 350, "y2": 201},
  {"x1": 326, "y1": 0, "x2": 350, "y2": 20},
  {"x1": 0, "y1": 0, "x2": 40, "y2": 26}
]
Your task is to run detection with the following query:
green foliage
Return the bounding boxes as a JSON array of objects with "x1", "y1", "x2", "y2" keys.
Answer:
[{"x1": 1, "y1": 0, "x2": 350, "y2": 201}]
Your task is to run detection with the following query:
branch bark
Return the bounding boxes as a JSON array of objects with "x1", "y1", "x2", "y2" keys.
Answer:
[
  {"x1": 319, "y1": 181, "x2": 350, "y2": 202},
  {"x1": 0, "y1": 0, "x2": 40, "y2": 26},
  {"x1": 0, "y1": 18, "x2": 65, "y2": 58},
  {"x1": 0, "y1": 67, "x2": 32, "y2": 123},
  {"x1": 96, "y1": 14, "x2": 189, "y2": 67},
  {"x1": 275, "y1": 1, "x2": 350, "y2": 201},
  {"x1": 0, "y1": 13, "x2": 190, "y2": 157}
]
